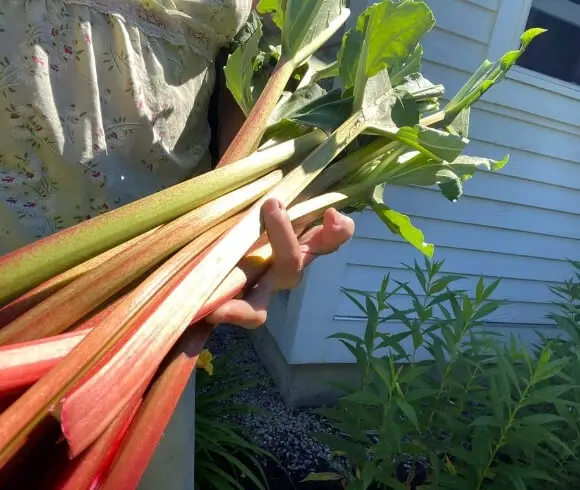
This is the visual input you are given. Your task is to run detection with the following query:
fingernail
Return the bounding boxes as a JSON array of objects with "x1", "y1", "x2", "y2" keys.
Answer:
[{"x1": 263, "y1": 198, "x2": 285, "y2": 217}]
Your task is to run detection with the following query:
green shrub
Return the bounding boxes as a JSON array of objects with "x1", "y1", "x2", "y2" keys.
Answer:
[{"x1": 308, "y1": 259, "x2": 580, "y2": 490}]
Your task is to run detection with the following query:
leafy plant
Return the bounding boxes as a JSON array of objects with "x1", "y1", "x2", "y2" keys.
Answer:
[
  {"x1": 195, "y1": 345, "x2": 276, "y2": 490},
  {"x1": 309, "y1": 259, "x2": 580, "y2": 490}
]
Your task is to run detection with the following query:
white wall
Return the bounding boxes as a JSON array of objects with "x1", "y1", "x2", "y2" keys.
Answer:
[{"x1": 266, "y1": 0, "x2": 580, "y2": 364}]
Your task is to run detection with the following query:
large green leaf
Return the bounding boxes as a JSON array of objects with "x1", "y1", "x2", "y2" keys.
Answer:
[
  {"x1": 267, "y1": 84, "x2": 327, "y2": 126},
  {"x1": 224, "y1": 19, "x2": 263, "y2": 116},
  {"x1": 260, "y1": 0, "x2": 350, "y2": 65},
  {"x1": 397, "y1": 73, "x2": 444, "y2": 102},
  {"x1": 367, "y1": 124, "x2": 468, "y2": 163},
  {"x1": 256, "y1": 0, "x2": 286, "y2": 29},
  {"x1": 381, "y1": 153, "x2": 508, "y2": 188},
  {"x1": 289, "y1": 93, "x2": 353, "y2": 133},
  {"x1": 390, "y1": 44, "x2": 424, "y2": 86},
  {"x1": 338, "y1": 0, "x2": 435, "y2": 108}
]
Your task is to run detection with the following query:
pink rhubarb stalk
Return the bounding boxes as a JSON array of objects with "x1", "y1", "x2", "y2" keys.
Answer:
[
  {"x1": 0, "y1": 243, "x2": 274, "y2": 396},
  {"x1": 43, "y1": 386, "x2": 146, "y2": 490},
  {"x1": 0, "y1": 215, "x2": 242, "y2": 467},
  {"x1": 0, "y1": 227, "x2": 159, "y2": 329},
  {"x1": 99, "y1": 323, "x2": 213, "y2": 490},
  {"x1": 0, "y1": 170, "x2": 281, "y2": 345},
  {"x1": 219, "y1": 61, "x2": 296, "y2": 165}
]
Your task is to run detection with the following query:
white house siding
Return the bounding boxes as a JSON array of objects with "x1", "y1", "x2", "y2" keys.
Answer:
[{"x1": 265, "y1": 0, "x2": 580, "y2": 365}]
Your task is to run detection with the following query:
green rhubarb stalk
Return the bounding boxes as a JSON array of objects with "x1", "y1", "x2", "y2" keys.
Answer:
[
  {"x1": 0, "y1": 131, "x2": 323, "y2": 305},
  {"x1": 0, "y1": 227, "x2": 161, "y2": 328},
  {"x1": 218, "y1": 0, "x2": 350, "y2": 164},
  {"x1": 0, "y1": 171, "x2": 283, "y2": 345}
]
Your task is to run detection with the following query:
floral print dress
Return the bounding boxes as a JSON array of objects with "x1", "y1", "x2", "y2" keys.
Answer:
[{"x1": 0, "y1": 0, "x2": 251, "y2": 254}]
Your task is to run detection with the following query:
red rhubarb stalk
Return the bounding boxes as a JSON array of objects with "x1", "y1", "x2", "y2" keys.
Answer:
[
  {"x1": 99, "y1": 323, "x2": 213, "y2": 490},
  {"x1": 0, "y1": 243, "x2": 273, "y2": 396},
  {"x1": 0, "y1": 170, "x2": 282, "y2": 345},
  {"x1": 0, "y1": 329, "x2": 89, "y2": 397},
  {"x1": 0, "y1": 216, "x2": 241, "y2": 467},
  {"x1": 0, "y1": 227, "x2": 160, "y2": 328},
  {"x1": 43, "y1": 390, "x2": 145, "y2": 490},
  {"x1": 219, "y1": 61, "x2": 296, "y2": 164}
]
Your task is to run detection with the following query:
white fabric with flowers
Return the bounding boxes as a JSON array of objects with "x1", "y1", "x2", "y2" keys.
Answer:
[{"x1": 0, "y1": 0, "x2": 250, "y2": 254}]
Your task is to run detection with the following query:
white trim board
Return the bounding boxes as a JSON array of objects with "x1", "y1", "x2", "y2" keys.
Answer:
[{"x1": 489, "y1": 0, "x2": 580, "y2": 100}]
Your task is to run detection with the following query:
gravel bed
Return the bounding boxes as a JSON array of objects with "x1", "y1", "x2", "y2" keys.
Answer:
[{"x1": 205, "y1": 325, "x2": 335, "y2": 480}]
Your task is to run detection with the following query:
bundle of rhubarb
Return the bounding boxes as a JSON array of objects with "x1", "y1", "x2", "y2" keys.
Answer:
[{"x1": 0, "y1": 0, "x2": 543, "y2": 488}]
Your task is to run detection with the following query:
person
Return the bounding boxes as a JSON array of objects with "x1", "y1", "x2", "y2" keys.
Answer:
[{"x1": 0, "y1": 1, "x2": 354, "y2": 487}]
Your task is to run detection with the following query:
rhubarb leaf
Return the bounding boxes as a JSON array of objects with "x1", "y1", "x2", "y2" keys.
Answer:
[
  {"x1": 390, "y1": 44, "x2": 423, "y2": 86},
  {"x1": 257, "y1": 0, "x2": 285, "y2": 30},
  {"x1": 289, "y1": 95, "x2": 353, "y2": 133},
  {"x1": 263, "y1": 0, "x2": 349, "y2": 65},
  {"x1": 308, "y1": 55, "x2": 339, "y2": 82},
  {"x1": 398, "y1": 73, "x2": 444, "y2": 103},
  {"x1": 448, "y1": 107, "x2": 470, "y2": 137},
  {"x1": 268, "y1": 85, "x2": 327, "y2": 126},
  {"x1": 371, "y1": 184, "x2": 434, "y2": 257},
  {"x1": 438, "y1": 178, "x2": 463, "y2": 202},
  {"x1": 340, "y1": 0, "x2": 435, "y2": 109},
  {"x1": 444, "y1": 28, "x2": 546, "y2": 124},
  {"x1": 365, "y1": 119, "x2": 468, "y2": 163},
  {"x1": 383, "y1": 153, "x2": 508, "y2": 187},
  {"x1": 231, "y1": 10, "x2": 262, "y2": 49},
  {"x1": 266, "y1": 87, "x2": 352, "y2": 134},
  {"x1": 224, "y1": 19, "x2": 263, "y2": 116},
  {"x1": 337, "y1": 27, "x2": 364, "y2": 90},
  {"x1": 359, "y1": 69, "x2": 420, "y2": 133}
]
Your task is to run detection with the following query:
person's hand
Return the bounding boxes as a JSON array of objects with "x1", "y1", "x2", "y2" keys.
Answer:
[{"x1": 206, "y1": 198, "x2": 355, "y2": 329}]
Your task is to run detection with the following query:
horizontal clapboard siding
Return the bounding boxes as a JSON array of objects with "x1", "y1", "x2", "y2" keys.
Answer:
[
  {"x1": 266, "y1": 0, "x2": 579, "y2": 366},
  {"x1": 329, "y1": 0, "x2": 579, "y2": 335}
]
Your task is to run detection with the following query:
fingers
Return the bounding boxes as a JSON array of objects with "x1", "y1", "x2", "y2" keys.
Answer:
[
  {"x1": 299, "y1": 208, "x2": 355, "y2": 262},
  {"x1": 205, "y1": 204, "x2": 355, "y2": 331},
  {"x1": 262, "y1": 198, "x2": 303, "y2": 290},
  {"x1": 205, "y1": 271, "x2": 275, "y2": 329}
]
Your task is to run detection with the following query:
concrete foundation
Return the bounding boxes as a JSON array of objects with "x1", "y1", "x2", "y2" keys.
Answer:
[{"x1": 248, "y1": 327, "x2": 361, "y2": 408}]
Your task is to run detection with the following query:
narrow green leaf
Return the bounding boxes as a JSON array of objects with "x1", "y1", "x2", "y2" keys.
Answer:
[
  {"x1": 371, "y1": 200, "x2": 434, "y2": 257},
  {"x1": 396, "y1": 398, "x2": 419, "y2": 430},
  {"x1": 470, "y1": 415, "x2": 502, "y2": 427},
  {"x1": 302, "y1": 472, "x2": 343, "y2": 482},
  {"x1": 327, "y1": 332, "x2": 363, "y2": 344},
  {"x1": 370, "y1": 357, "x2": 392, "y2": 390},
  {"x1": 341, "y1": 287, "x2": 369, "y2": 314},
  {"x1": 518, "y1": 413, "x2": 566, "y2": 426},
  {"x1": 444, "y1": 28, "x2": 546, "y2": 123}
]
